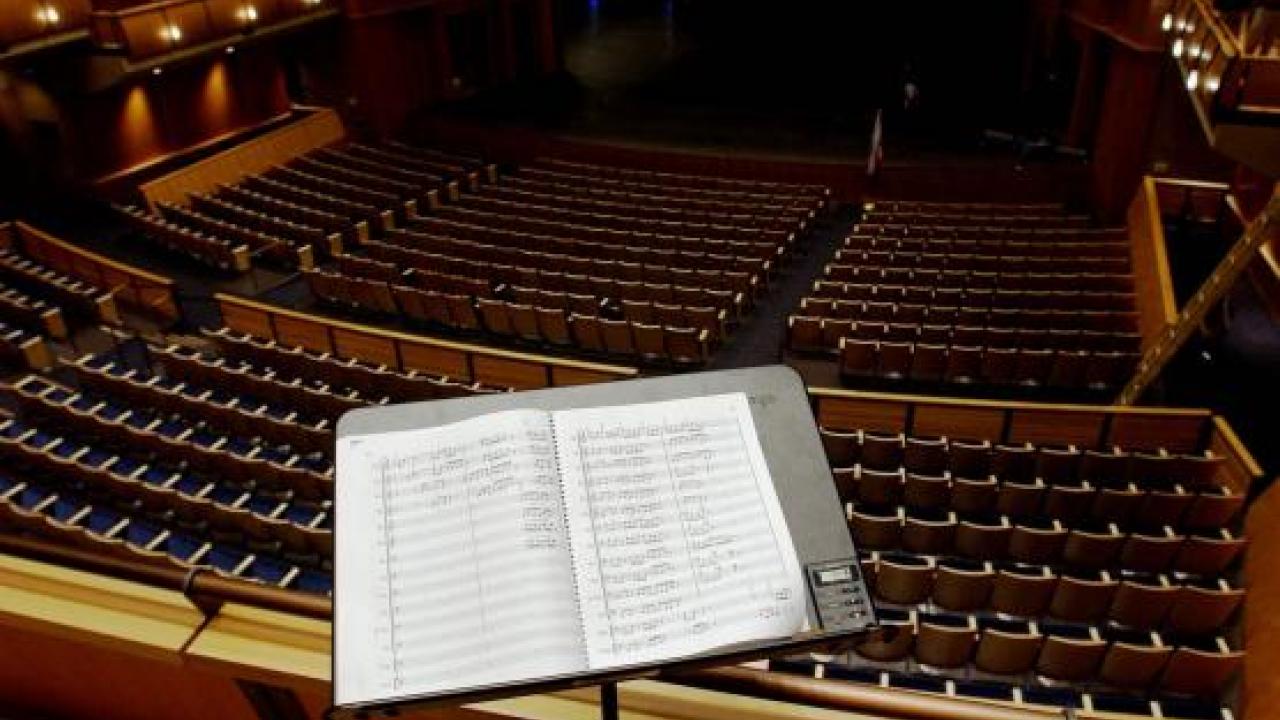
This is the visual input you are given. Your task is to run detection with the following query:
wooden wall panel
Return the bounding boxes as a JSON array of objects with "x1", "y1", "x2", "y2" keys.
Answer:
[
  {"x1": 1107, "y1": 412, "x2": 1207, "y2": 453},
  {"x1": 400, "y1": 342, "x2": 471, "y2": 380},
  {"x1": 140, "y1": 108, "x2": 345, "y2": 212},
  {"x1": 1007, "y1": 408, "x2": 1107, "y2": 448},
  {"x1": 220, "y1": 301, "x2": 274, "y2": 339},
  {"x1": 332, "y1": 328, "x2": 398, "y2": 369},
  {"x1": 911, "y1": 404, "x2": 1005, "y2": 443},
  {"x1": 472, "y1": 355, "x2": 549, "y2": 391},
  {"x1": 1244, "y1": 478, "x2": 1280, "y2": 719},
  {"x1": 273, "y1": 316, "x2": 332, "y2": 354},
  {"x1": 815, "y1": 396, "x2": 908, "y2": 435}
]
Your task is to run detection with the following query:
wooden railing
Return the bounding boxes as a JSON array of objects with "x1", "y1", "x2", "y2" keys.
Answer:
[
  {"x1": 216, "y1": 293, "x2": 639, "y2": 390},
  {"x1": 3, "y1": 221, "x2": 180, "y2": 323},
  {"x1": 1128, "y1": 177, "x2": 1180, "y2": 353},
  {"x1": 140, "y1": 107, "x2": 346, "y2": 213},
  {"x1": 89, "y1": 0, "x2": 336, "y2": 62},
  {"x1": 0, "y1": 0, "x2": 92, "y2": 53}
]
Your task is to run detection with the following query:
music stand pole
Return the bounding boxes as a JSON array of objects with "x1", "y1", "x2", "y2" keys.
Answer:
[{"x1": 601, "y1": 682, "x2": 618, "y2": 720}]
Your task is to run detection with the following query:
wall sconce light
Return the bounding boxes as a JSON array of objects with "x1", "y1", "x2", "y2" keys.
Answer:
[
  {"x1": 1162, "y1": 13, "x2": 1173, "y2": 32},
  {"x1": 1172, "y1": 39, "x2": 1184, "y2": 58},
  {"x1": 1186, "y1": 69, "x2": 1200, "y2": 91},
  {"x1": 1205, "y1": 75, "x2": 1220, "y2": 93},
  {"x1": 235, "y1": 4, "x2": 259, "y2": 24},
  {"x1": 160, "y1": 23, "x2": 183, "y2": 44},
  {"x1": 34, "y1": 3, "x2": 61, "y2": 26}
]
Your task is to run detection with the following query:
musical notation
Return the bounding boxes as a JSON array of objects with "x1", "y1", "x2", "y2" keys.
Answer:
[{"x1": 554, "y1": 393, "x2": 806, "y2": 670}]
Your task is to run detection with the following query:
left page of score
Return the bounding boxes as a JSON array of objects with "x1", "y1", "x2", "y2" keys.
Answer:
[{"x1": 335, "y1": 410, "x2": 587, "y2": 707}]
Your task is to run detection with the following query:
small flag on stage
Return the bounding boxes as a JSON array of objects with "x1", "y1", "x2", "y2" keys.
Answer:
[{"x1": 867, "y1": 108, "x2": 884, "y2": 178}]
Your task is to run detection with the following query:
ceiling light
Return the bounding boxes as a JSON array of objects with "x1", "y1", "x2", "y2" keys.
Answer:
[
  {"x1": 160, "y1": 24, "x2": 183, "y2": 43},
  {"x1": 1187, "y1": 70, "x2": 1200, "y2": 90},
  {"x1": 34, "y1": 4, "x2": 60, "y2": 26},
  {"x1": 1162, "y1": 13, "x2": 1173, "y2": 32},
  {"x1": 1172, "y1": 39, "x2": 1184, "y2": 58}
]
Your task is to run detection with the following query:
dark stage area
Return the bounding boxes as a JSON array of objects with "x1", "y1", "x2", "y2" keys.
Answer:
[{"x1": 438, "y1": 0, "x2": 1055, "y2": 161}]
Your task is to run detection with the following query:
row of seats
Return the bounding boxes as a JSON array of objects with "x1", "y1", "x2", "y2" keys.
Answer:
[
  {"x1": 845, "y1": 232, "x2": 1128, "y2": 259},
  {"x1": 385, "y1": 228, "x2": 759, "y2": 298},
  {"x1": 809, "y1": 279, "x2": 1132, "y2": 311},
  {"x1": 335, "y1": 254, "x2": 732, "y2": 341},
  {"x1": 189, "y1": 194, "x2": 341, "y2": 259},
  {"x1": 0, "y1": 279, "x2": 66, "y2": 340},
  {"x1": 202, "y1": 327, "x2": 509, "y2": 403},
  {"x1": 771, "y1": 657, "x2": 1228, "y2": 719},
  {"x1": 241, "y1": 173, "x2": 386, "y2": 229},
  {"x1": 266, "y1": 166, "x2": 402, "y2": 220},
  {"x1": 0, "y1": 412, "x2": 333, "y2": 557},
  {"x1": 866, "y1": 199, "x2": 1068, "y2": 216},
  {"x1": 344, "y1": 142, "x2": 492, "y2": 189},
  {"x1": 502, "y1": 172, "x2": 814, "y2": 225},
  {"x1": 0, "y1": 469, "x2": 333, "y2": 594},
  {"x1": 308, "y1": 270, "x2": 713, "y2": 367},
  {"x1": 792, "y1": 317, "x2": 1139, "y2": 355},
  {"x1": 834, "y1": 467, "x2": 1239, "y2": 533},
  {"x1": 312, "y1": 147, "x2": 455, "y2": 199},
  {"x1": 157, "y1": 201, "x2": 309, "y2": 270},
  {"x1": 403, "y1": 215, "x2": 774, "y2": 276},
  {"x1": 478, "y1": 178, "x2": 798, "y2": 231},
  {"x1": 836, "y1": 247, "x2": 1128, "y2": 275},
  {"x1": 862, "y1": 550, "x2": 1241, "y2": 634},
  {"x1": 839, "y1": 339, "x2": 1137, "y2": 391},
  {"x1": 151, "y1": 341, "x2": 376, "y2": 420},
  {"x1": 847, "y1": 505, "x2": 1242, "y2": 576},
  {"x1": 460, "y1": 191, "x2": 788, "y2": 243},
  {"x1": 854, "y1": 223, "x2": 1126, "y2": 245},
  {"x1": 0, "y1": 248, "x2": 117, "y2": 324},
  {"x1": 0, "y1": 318, "x2": 50, "y2": 369},
  {"x1": 526, "y1": 158, "x2": 827, "y2": 207},
  {"x1": 799, "y1": 298, "x2": 1139, "y2": 332},
  {"x1": 825, "y1": 262, "x2": 1133, "y2": 294},
  {"x1": 71, "y1": 354, "x2": 333, "y2": 457},
  {"x1": 862, "y1": 211, "x2": 1092, "y2": 229},
  {"x1": 337, "y1": 254, "x2": 492, "y2": 298},
  {"x1": 373, "y1": 238, "x2": 747, "y2": 313},
  {"x1": 10, "y1": 376, "x2": 332, "y2": 498},
  {"x1": 797, "y1": 607, "x2": 1239, "y2": 696},
  {"x1": 116, "y1": 204, "x2": 248, "y2": 272},
  {"x1": 288, "y1": 156, "x2": 429, "y2": 208},
  {"x1": 437, "y1": 200, "x2": 791, "y2": 256},
  {"x1": 216, "y1": 182, "x2": 354, "y2": 239},
  {"x1": 816, "y1": 429, "x2": 1227, "y2": 488},
  {"x1": 364, "y1": 240, "x2": 745, "y2": 317}
]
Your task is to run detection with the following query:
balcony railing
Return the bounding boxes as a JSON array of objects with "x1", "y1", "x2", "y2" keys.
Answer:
[
  {"x1": 0, "y1": 0, "x2": 92, "y2": 53},
  {"x1": 1163, "y1": 0, "x2": 1280, "y2": 120},
  {"x1": 89, "y1": 0, "x2": 333, "y2": 61}
]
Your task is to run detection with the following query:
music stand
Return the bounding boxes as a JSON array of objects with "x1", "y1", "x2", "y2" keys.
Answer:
[{"x1": 330, "y1": 366, "x2": 875, "y2": 720}]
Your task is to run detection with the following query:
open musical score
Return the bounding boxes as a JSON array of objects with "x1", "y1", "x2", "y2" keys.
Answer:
[{"x1": 335, "y1": 393, "x2": 806, "y2": 708}]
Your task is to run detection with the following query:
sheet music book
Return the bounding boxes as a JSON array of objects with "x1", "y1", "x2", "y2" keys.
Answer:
[{"x1": 335, "y1": 392, "x2": 807, "y2": 707}]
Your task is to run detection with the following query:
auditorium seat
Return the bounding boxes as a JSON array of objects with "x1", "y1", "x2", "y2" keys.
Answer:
[{"x1": 973, "y1": 618, "x2": 1042, "y2": 675}]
